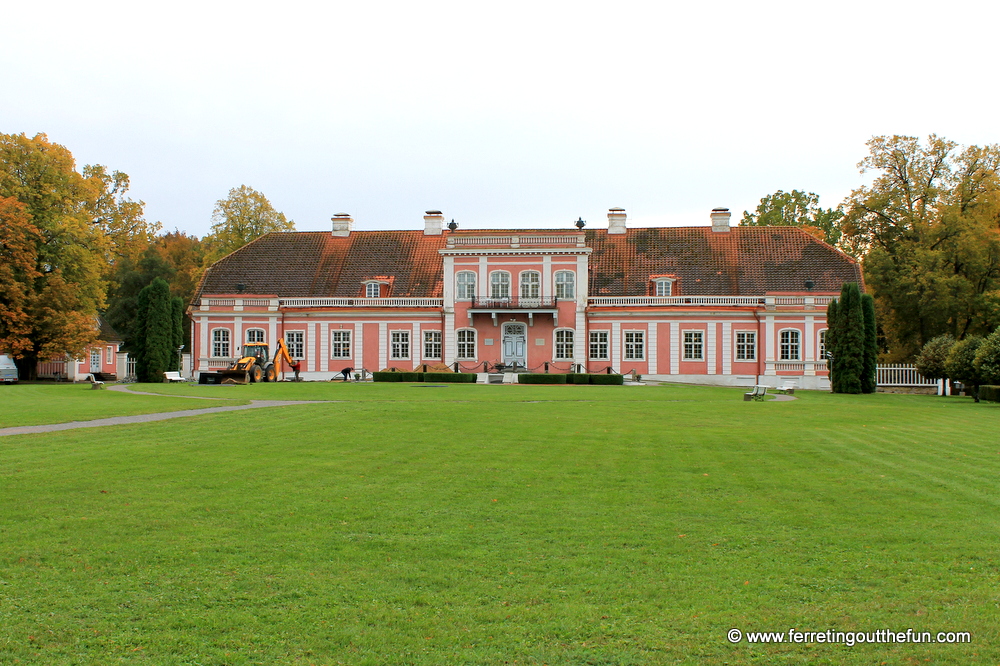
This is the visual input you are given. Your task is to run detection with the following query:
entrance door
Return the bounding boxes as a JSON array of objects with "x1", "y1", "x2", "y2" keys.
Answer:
[
  {"x1": 90, "y1": 349, "x2": 102, "y2": 373},
  {"x1": 502, "y1": 323, "x2": 527, "y2": 368}
]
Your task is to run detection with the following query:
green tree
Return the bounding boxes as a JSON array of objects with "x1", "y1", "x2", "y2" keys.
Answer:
[
  {"x1": 825, "y1": 299, "x2": 841, "y2": 391},
  {"x1": 830, "y1": 283, "x2": 866, "y2": 394},
  {"x1": 135, "y1": 278, "x2": 174, "y2": 382},
  {"x1": 842, "y1": 135, "x2": 1000, "y2": 360},
  {"x1": 973, "y1": 329, "x2": 1000, "y2": 385},
  {"x1": 204, "y1": 185, "x2": 293, "y2": 262},
  {"x1": 945, "y1": 336, "x2": 984, "y2": 401},
  {"x1": 914, "y1": 334, "x2": 955, "y2": 385},
  {"x1": 171, "y1": 296, "x2": 185, "y2": 371},
  {"x1": 741, "y1": 189, "x2": 844, "y2": 246},
  {"x1": 861, "y1": 293, "x2": 878, "y2": 393},
  {"x1": 0, "y1": 197, "x2": 41, "y2": 359}
]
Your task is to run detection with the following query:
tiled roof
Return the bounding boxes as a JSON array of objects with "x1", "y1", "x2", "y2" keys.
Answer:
[
  {"x1": 195, "y1": 231, "x2": 448, "y2": 300},
  {"x1": 194, "y1": 226, "x2": 861, "y2": 302},
  {"x1": 97, "y1": 317, "x2": 123, "y2": 343},
  {"x1": 587, "y1": 227, "x2": 861, "y2": 295}
]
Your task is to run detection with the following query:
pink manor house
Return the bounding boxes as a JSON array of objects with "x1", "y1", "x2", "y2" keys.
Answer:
[{"x1": 189, "y1": 208, "x2": 862, "y2": 389}]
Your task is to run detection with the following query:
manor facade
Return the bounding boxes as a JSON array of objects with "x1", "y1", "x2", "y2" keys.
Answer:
[{"x1": 189, "y1": 208, "x2": 862, "y2": 389}]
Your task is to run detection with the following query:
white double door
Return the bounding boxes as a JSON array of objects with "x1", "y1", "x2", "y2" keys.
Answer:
[{"x1": 502, "y1": 323, "x2": 527, "y2": 367}]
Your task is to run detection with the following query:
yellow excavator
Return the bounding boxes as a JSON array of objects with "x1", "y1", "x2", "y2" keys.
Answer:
[{"x1": 198, "y1": 339, "x2": 301, "y2": 384}]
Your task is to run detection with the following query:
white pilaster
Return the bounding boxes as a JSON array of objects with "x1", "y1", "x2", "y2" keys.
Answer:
[
  {"x1": 764, "y1": 313, "x2": 776, "y2": 375},
  {"x1": 611, "y1": 322, "x2": 621, "y2": 372},
  {"x1": 412, "y1": 322, "x2": 421, "y2": 367},
  {"x1": 575, "y1": 310, "x2": 586, "y2": 367},
  {"x1": 648, "y1": 322, "x2": 657, "y2": 374},
  {"x1": 268, "y1": 317, "x2": 277, "y2": 350},
  {"x1": 309, "y1": 322, "x2": 317, "y2": 372},
  {"x1": 199, "y1": 316, "x2": 208, "y2": 371},
  {"x1": 443, "y1": 256, "x2": 455, "y2": 308},
  {"x1": 444, "y1": 312, "x2": 456, "y2": 365},
  {"x1": 320, "y1": 323, "x2": 329, "y2": 372},
  {"x1": 379, "y1": 322, "x2": 388, "y2": 370},
  {"x1": 670, "y1": 322, "x2": 680, "y2": 374},
  {"x1": 542, "y1": 255, "x2": 552, "y2": 297},
  {"x1": 354, "y1": 322, "x2": 364, "y2": 371},
  {"x1": 707, "y1": 323, "x2": 717, "y2": 374},
  {"x1": 233, "y1": 316, "x2": 242, "y2": 354},
  {"x1": 804, "y1": 315, "x2": 816, "y2": 375},
  {"x1": 721, "y1": 322, "x2": 732, "y2": 375}
]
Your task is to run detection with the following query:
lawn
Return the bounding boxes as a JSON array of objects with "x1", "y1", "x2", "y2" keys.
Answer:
[
  {"x1": 0, "y1": 384, "x2": 248, "y2": 428},
  {"x1": 1, "y1": 383, "x2": 998, "y2": 664}
]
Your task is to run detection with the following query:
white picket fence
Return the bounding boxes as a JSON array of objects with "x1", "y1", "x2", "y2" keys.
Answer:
[{"x1": 876, "y1": 364, "x2": 938, "y2": 387}]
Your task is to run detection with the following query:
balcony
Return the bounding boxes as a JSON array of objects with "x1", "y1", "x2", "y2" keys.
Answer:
[{"x1": 466, "y1": 296, "x2": 561, "y2": 325}]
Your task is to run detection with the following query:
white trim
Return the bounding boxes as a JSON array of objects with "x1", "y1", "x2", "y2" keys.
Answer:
[
  {"x1": 733, "y1": 329, "x2": 757, "y2": 362},
  {"x1": 518, "y1": 269, "x2": 541, "y2": 299},
  {"x1": 670, "y1": 322, "x2": 680, "y2": 374},
  {"x1": 390, "y1": 329, "x2": 411, "y2": 361},
  {"x1": 588, "y1": 329, "x2": 610, "y2": 361},
  {"x1": 211, "y1": 327, "x2": 232, "y2": 358},
  {"x1": 622, "y1": 328, "x2": 645, "y2": 361},
  {"x1": 707, "y1": 323, "x2": 716, "y2": 374},
  {"x1": 682, "y1": 329, "x2": 705, "y2": 361},
  {"x1": 455, "y1": 327, "x2": 477, "y2": 360},
  {"x1": 721, "y1": 322, "x2": 732, "y2": 375},
  {"x1": 553, "y1": 327, "x2": 575, "y2": 361},
  {"x1": 355, "y1": 322, "x2": 364, "y2": 370},
  {"x1": 611, "y1": 322, "x2": 621, "y2": 371},
  {"x1": 489, "y1": 270, "x2": 511, "y2": 299},
  {"x1": 379, "y1": 323, "x2": 388, "y2": 370},
  {"x1": 330, "y1": 328, "x2": 352, "y2": 360},
  {"x1": 542, "y1": 255, "x2": 552, "y2": 299},
  {"x1": 653, "y1": 278, "x2": 675, "y2": 296},
  {"x1": 422, "y1": 329, "x2": 443, "y2": 360},
  {"x1": 455, "y1": 270, "x2": 477, "y2": 301},
  {"x1": 245, "y1": 327, "x2": 266, "y2": 343},
  {"x1": 648, "y1": 323, "x2": 657, "y2": 374},
  {"x1": 284, "y1": 329, "x2": 306, "y2": 360},
  {"x1": 778, "y1": 327, "x2": 802, "y2": 361}
]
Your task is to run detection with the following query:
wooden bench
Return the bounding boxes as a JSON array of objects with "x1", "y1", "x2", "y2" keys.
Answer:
[
  {"x1": 744, "y1": 385, "x2": 767, "y2": 401},
  {"x1": 86, "y1": 374, "x2": 106, "y2": 390},
  {"x1": 163, "y1": 371, "x2": 186, "y2": 383}
]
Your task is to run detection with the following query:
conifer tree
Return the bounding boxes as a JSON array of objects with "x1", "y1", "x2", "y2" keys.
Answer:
[
  {"x1": 825, "y1": 299, "x2": 841, "y2": 392},
  {"x1": 861, "y1": 294, "x2": 878, "y2": 393},
  {"x1": 135, "y1": 278, "x2": 173, "y2": 382},
  {"x1": 171, "y1": 296, "x2": 184, "y2": 371},
  {"x1": 829, "y1": 283, "x2": 865, "y2": 393}
]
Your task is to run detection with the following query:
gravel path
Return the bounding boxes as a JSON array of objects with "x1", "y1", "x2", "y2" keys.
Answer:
[{"x1": 0, "y1": 386, "x2": 330, "y2": 437}]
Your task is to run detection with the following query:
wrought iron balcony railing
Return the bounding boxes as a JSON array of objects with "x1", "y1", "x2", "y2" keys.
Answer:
[{"x1": 470, "y1": 296, "x2": 559, "y2": 309}]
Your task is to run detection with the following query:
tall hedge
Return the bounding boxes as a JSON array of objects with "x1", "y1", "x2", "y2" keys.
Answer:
[
  {"x1": 171, "y1": 296, "x2": 184, "y2": 371},
  {"x1": 135, "y1": 278, "x2": 174, "y2": 382},
  {"x1": 973, "y1": 329, "x2": 1000, "y2": 385},
  {"x1": 830, "y1": 283, "x2": 865, "y2": 394},
  {"x1": 861, "y1": 294, "x2": 878, "y2": 394},
  {"x1": 825, "y1": 299, "x2": 840, "y2": 391}
]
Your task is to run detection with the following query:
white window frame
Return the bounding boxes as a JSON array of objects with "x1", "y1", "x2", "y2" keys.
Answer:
[
  {"x1": 779, "y1": 329, "x2": 801, "y2": 361},
  {"x1": 456, "y1": 271, "x2": 476, "y2": 301},
  {"x1": 330, "y1": 330, "x2": 352, "y2": 359},
  {"x1": 106, "y1": 346, "x2": 114, "y2": 364},
  {"x1": 285, "y1": 330, "x2": 305, "y2": 359},
  {"x1": 734, "y1": 330, "x2": 756, "y2": 361},
  {"x1": 623, "y1": 330, "x2": 645, "y2": 360},
  {"x1": 423, "y1": 330, "x2": 442, "y2": 360},
  {"x1": 490, "y1": 271, "x2": 511, "y2": 299},
  {"x1": 246, "y1": 328, "x2": 266, "y2": 344},
  {"x1": 364, "y1": 282, "x2": 382, "y2": 298},
  {"x1": 519, "y1": 270, "x2": 540, "y2": 299},
  {"x1": 456, "y1": 329, "x2": 476, "y2": 360},
  {"x1": 589, "y1": 330, "x2": 609, "y2": 360},
  {"x1": 212, "y1": 328, "x2": 231, "y2": 358},
  {"x1": 554, "y1": 329, "x2": 574, "y2": 360},
  {"x1": 654, "y1": 279, "x2": 674, "y2": 296},
  {"x1": 818, "y1": 329, "x2": 828, "y2": 361},
  {"x1": 554, "y1": 270, "x2": 575, "y2": 299},
  {"x1": 683, "y1": 330, "x2": 704, "y2": 360},
  {"x1": 390, "y1": 330, "x2": 410, "y2": 360}
]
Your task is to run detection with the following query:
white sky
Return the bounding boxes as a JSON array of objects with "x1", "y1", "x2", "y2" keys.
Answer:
[{"x1": 4, "y1": 0, "x2": 999, "y2": 237}]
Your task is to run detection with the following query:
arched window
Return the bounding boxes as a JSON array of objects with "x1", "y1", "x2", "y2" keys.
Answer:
[
  {"x1": 520, "y1": 271, "x2": 540, "y2": 299},
  {"x1": 490, "y1": 271, "x2": 510, "y2": 299},
  {"x1": 456, "y1": 329, "x2": 476, "y2": 359},
  {"x1": 555, "y1": 271, "x2": 575, "y2": 299},
  {"x1": 818, "y1": 329, "x2": 828, "y2": 361},
  {"x1": 246, "y1": 328, "x2": 265, "y2": 343},
  {"x1": 654, "y1": 279, "x2": 673, "y2": 296},
  {"x1": 456, "y1": 271, "x2": 476, "y2": 300},
  {"x1": 212, "y1": 329, "x2": 231, "y2": 357},
  {"x1": 780, "y1": 329, "x2": 801, "y2": 361},
  {"x1": 554, "y1": 329, "x2": 574, "y2": 359}
]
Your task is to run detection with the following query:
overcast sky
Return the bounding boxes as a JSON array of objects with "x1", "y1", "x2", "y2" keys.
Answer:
[{"x1": 4, "y1": 0, "x2": 999, "y2": 237}]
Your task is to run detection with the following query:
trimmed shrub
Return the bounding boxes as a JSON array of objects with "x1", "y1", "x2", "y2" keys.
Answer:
[
  {"x1": 974, "y1": 329, "x2": 1000, "y2": 385},
  {"x1": 590, "y1": 374, "x2": 624, "y2": 385},
  {"x1": 373, "y1": 372, "x2": 402, "y2": 382},
  {"x1": 566, "y1": 373, "x2": 591, "y2": 384},
  {"x1": 517, "y1": 374, "x2": 567, "y2": 384},
  {"x1": 423, "y1": 372, "x2": 477, "y2": 383},
  {"x1": 915, "y1": 334, "x2": 955, "y2": 382},
  {"x1": 397, "y1": 372, "x2": 424, "y2": 383},
  {"x1": 978, "y1": 385, "x2": 1000, "y2": 403},
  {"x1": 861, "y1": 294, "x2": 878, "y2": 394}
]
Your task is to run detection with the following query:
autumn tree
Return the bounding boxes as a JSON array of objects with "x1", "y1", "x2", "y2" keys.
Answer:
[
  {"x1": 0, "y1": 197, "x2": 41, "y2": 358},
  {"x1": 203, "y1": 185, "x2": 293, "y2": 263},
  {"x1": 841, "y1": 135, "x2": 1000, "y2": 359},
  {"x1": 741, "y1": 189, "x2": 844, "y2": 246},
  {"x1": 0, "y1": 133, "x2": 154, "y2": 377}
]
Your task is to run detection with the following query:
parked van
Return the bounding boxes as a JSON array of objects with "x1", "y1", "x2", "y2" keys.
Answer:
[{"x1": 0, "y1": 355, "x2": 18, "y2": 384}]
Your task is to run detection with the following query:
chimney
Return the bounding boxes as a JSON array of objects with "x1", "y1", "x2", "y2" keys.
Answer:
[
  {"x1": 424, "y1": 210, "x2": 445, "y2": 235},
  {"x1": 608, "y1": 207, "x2": 627, "y2": 235},
  {"x1": 710, "y1": 207, "x2": 731, "y2": 233},
  {"x1": 332, "y1": 213, "x2": 353, "y2": 237}
]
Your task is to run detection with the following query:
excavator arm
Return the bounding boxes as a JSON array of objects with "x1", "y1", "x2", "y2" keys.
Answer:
[{"x1": 274, "y1": 339, "x2": 301, "y2": 378}]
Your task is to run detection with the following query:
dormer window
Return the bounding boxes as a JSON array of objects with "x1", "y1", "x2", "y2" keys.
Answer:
[
  {"x1": 363, "y1": 280, "x2": 391, "y2": 298},
  {"x1": 651, "y1": 277, "x2": 676, "y2": 296}
]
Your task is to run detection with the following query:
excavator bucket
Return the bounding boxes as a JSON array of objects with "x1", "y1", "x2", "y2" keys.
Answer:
[{"x1": 198, "y1": 370, "x2": 250, "y2": 384}]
